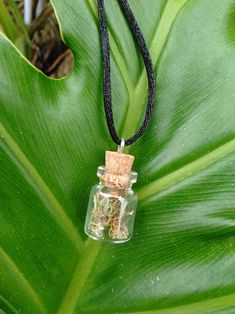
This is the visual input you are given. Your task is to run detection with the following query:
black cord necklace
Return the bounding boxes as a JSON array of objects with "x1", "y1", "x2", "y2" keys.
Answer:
[
  {"x1": 98, "y1": 0, "x2": 156, "y2": 146},
  {"x1": 84, "y1": 0, "x2": 156, "y2": 243}
]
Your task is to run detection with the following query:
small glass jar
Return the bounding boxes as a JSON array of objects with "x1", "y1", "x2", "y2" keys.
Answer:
[{"x1": 85, "y1": 166, "x2": 138, "y2": 243}]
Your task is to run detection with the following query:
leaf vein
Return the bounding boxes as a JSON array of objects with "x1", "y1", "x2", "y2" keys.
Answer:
[
  {"x1": 0, "y1": 123, "x2": 83, "y2": 249},
  {"x1": 138, "y1": 137, "x2": 235, "y2": 201},
  {"x1": 0, "y1": 247, "x2": 46, "y2": 314},
  {"x1": 129, "y1": 290, "x2": 235, "y2": 314}
]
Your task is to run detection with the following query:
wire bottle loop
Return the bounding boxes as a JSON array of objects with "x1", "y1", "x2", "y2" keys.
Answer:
[{"x1": 117, "y1": 139, "x2": 125, "y2": 153}]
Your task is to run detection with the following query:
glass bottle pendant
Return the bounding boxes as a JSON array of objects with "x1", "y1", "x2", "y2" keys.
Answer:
[{"x1": 84, "y1": 150, "x2": 138, "y2": 243}]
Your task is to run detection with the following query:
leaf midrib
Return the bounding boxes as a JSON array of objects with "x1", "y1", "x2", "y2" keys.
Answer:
[{"x1": 57, "y1": 1, "x2": 190, "y2": 313}]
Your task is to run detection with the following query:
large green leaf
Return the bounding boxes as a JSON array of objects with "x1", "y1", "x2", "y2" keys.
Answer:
[{"x1": 1, "y1": 0, "x2": 235, "y2": 313}]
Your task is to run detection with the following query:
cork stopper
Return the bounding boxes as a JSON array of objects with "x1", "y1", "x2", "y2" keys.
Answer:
[
  {"x1": 99, "y1": 151, "x2": 135, "y2": 189},
  {"x1": 105, "y1": 151, "x2": 134, "y2": 174}
]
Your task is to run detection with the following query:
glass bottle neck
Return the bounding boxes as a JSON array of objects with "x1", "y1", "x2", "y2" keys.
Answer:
[{"x1": 97, "y1": 166, "x2": 137, "y2": 189}]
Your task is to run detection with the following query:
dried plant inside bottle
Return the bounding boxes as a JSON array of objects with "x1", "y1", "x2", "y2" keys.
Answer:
[{"x1": 85, "y1": 151, "x2": 138, "y2": 243}]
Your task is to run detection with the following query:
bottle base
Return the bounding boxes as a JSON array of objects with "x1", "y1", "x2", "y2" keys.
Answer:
[{"x1": 85, "y1": 230, "x2": 131, "y2": 244}]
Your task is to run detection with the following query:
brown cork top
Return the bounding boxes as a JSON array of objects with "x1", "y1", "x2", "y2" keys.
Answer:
[
  {"x1": 98, "y1": 151, "x2": 135, "y2": 189},
  {"x1": 105, "y1": 151, "x2": 134, "y2": 174}
]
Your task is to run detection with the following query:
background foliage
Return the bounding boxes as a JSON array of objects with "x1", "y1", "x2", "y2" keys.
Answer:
[
  {"x1": 0, "y1": 0, "x2": 73, "y2": 77},
  {"x1": 1, "y1": 0, "x2": 235, "y2": 313}
]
